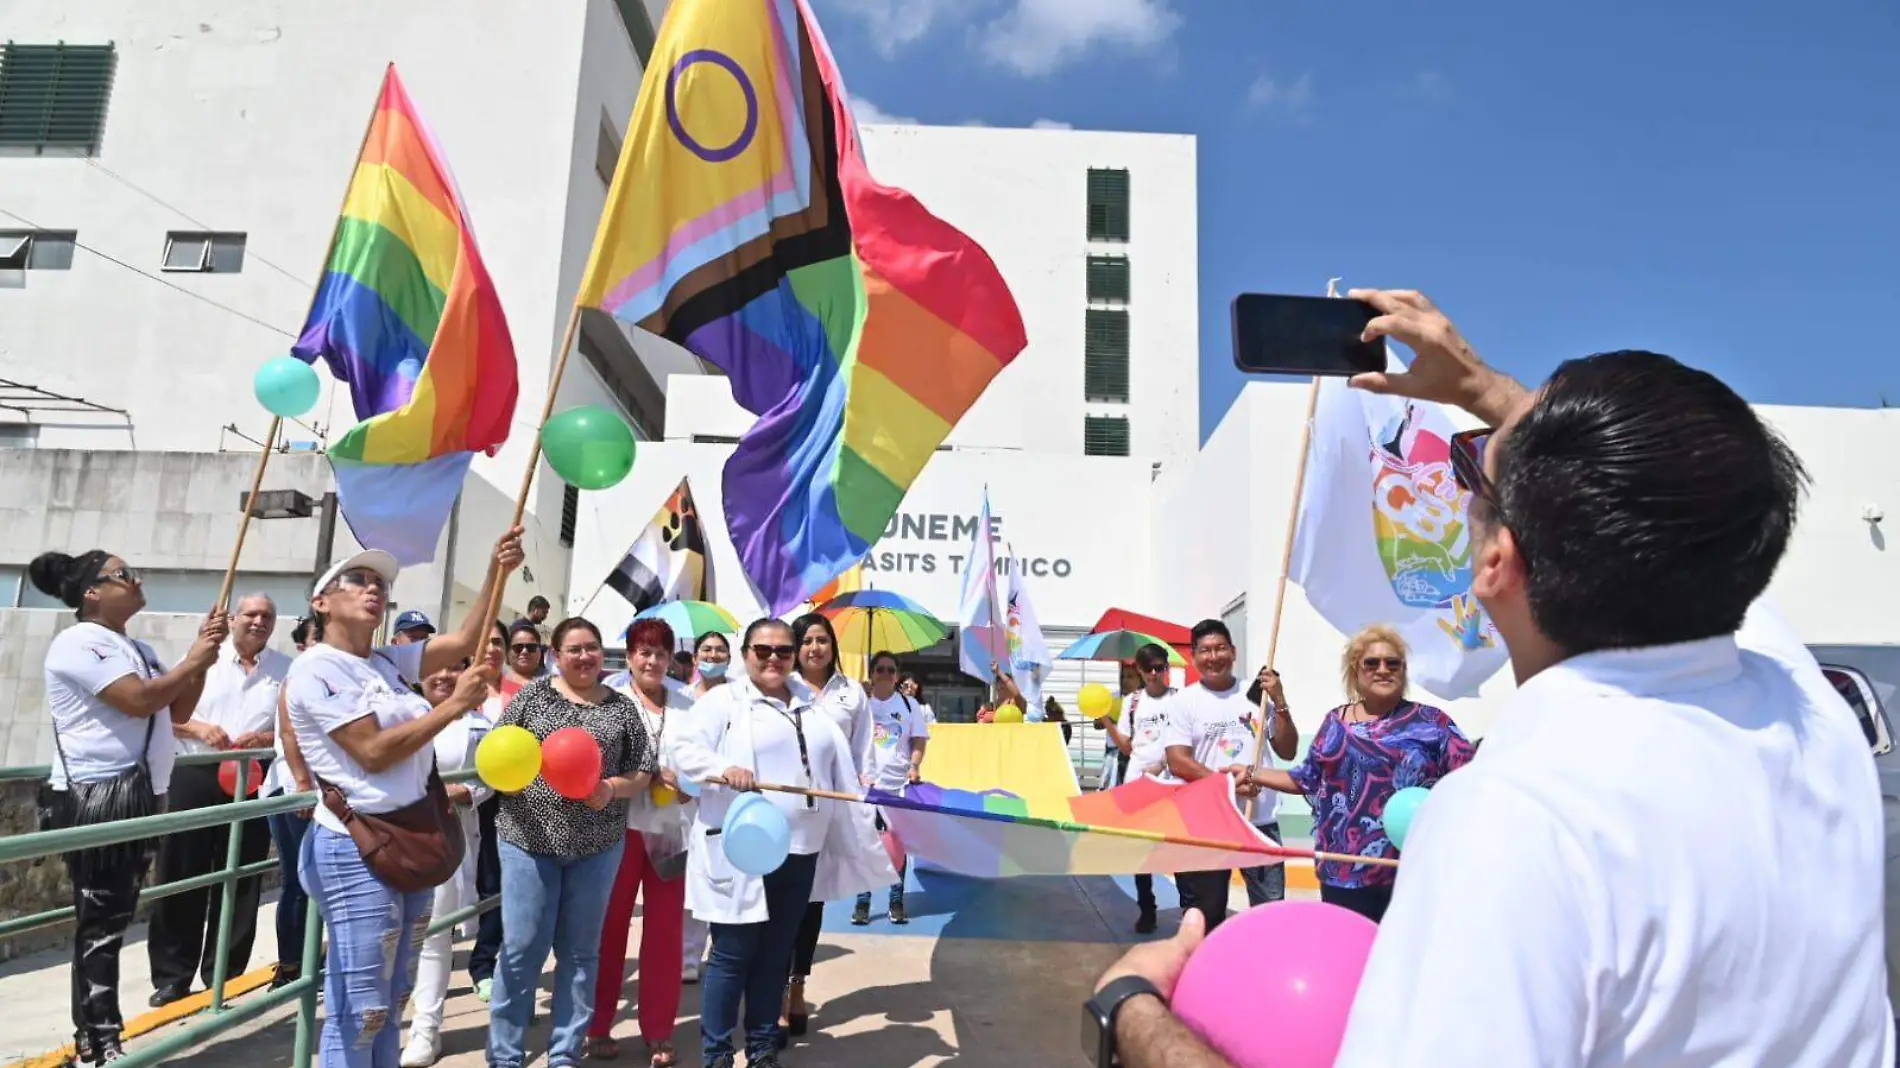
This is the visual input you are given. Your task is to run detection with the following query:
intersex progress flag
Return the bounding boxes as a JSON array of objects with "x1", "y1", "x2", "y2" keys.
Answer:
[
  {"x1": 293, "y1": 66, "x2": 517, "y2": 563},
  {"x1": 574, "y1": 0, "x2": 1027, "y2": 613},
  {"x1": 865, "y1": 774, "x2": 1291, "y2": 878}
]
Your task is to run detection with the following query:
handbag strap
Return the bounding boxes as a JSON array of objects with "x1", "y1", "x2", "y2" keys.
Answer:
[{"x1": 49, "y1": 631, "x2": 162, "y2": 783}]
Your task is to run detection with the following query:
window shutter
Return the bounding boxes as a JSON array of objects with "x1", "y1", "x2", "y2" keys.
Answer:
[
  {"x1": 0, "y1": 43, "x2": 118, "y2": 155},
  {"x1": 1084, "y1": 416, "x2": 1131, "y2": 457},
  {"x1": 1086, "y1": 255, "x2": 1130, "y2": 304},
  {"x1": 1084, "y1": 309, "x2": 1130, "y2": 403},
  {"x1": 1085, "y1": 168, "x2": 1130, "y2": 242}
]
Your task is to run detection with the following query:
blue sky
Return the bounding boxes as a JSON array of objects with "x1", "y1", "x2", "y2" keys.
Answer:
[{"x1": 814, "y1": 0, "x2": 1900, "y2": 439}]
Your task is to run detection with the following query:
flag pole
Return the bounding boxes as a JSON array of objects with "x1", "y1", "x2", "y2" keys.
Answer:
[{"x1": 1242, "y1": 276, "x2": 1338, "y2": 822}]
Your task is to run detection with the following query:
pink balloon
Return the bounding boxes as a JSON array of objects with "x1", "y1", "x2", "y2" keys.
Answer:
[{"x1": 1172, "y1": 901, "x2": 1379, "y2": 1068}]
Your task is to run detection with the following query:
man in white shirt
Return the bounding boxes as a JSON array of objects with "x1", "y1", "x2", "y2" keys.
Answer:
[
  {"x1": 147, "y1": 593, "x2": 293, "y2": 1007},
  {"x1": 1161, "y1": 620, "x2": 1294, "y2": 931},
  {"x1": 1090, "y1": 292, "x2": 1893, "y2": 1068}
]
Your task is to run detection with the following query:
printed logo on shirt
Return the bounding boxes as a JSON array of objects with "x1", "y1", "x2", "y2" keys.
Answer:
[{"x1": 88, "y1": 645, "x2": 114, "y2": 662}]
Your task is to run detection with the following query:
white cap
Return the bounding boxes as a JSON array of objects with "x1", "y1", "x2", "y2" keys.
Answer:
[{"x1": 311, "y1": 549, "x2": 400, "y2": 600}]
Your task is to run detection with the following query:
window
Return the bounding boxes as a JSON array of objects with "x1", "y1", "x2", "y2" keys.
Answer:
[
  {"x1": 1084, "y1": 415, "x2": 1130, "y2": 457},
  {"x1": 0, "y1": 229, "x2": 75, "y2": 270},
  {"x1": 596, "y1": 114, "x2": 623, "y2": 187},
  {"x1": 560, "y1": 483, "x2": 579, "y2": 548},
  {"x1": 1087, "y1": 255, "x2": 1129, "y2": 305},
  {"x1": 1085, "y1": 308, "x2": 1130, "y2": 403},
  {"x1": 0, "y1": 43, "x2": 118, "y2": 155},
  {"x1": 612, "y1": 0, "x2": 659, "y2": 62},
  {"x1": 0, "y1": 422, "x2": 39, "y2": 448},
  {"x1": 162, "y1": 231, "x2": 246, "y2": 273},
  {"x1": 1086, "y1": 168, "x2": 1130, "y2": 242}
]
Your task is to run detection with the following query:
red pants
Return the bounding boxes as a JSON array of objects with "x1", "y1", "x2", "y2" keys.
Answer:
[{"x1": 589, "y1": 830, "x2": 686, "y2": 1042}]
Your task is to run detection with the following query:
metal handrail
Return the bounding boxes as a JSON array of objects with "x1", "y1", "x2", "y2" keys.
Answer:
[{"x1": 1, "y1": 750, "x2": 497, "y2": 1068}]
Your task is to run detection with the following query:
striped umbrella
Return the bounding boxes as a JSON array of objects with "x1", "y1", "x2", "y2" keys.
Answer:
[
  {"x1": 632, "y1": 600, "x2": 741, "y2": 644},
  {"x1": 812, "y1": 589, "x2": 949, "y2": 663},
  {"x1": 1057, "y1": 629, "x2": 1187, "y2": 666}
]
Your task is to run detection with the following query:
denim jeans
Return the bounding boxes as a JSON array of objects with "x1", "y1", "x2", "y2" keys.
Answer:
[
  {"x1": 468, "y1": 796, "x2": 503, "y2": 984},
  {"x1": 266, "y1": 794, "x2": 311, "y2": 973},
  {"x1": 702, "y1": 852, "x2": 819, "y2": 1066},
  {"x1": 487, "y1": 839, "x2": 621, "y2": 1068},
  {"x1": 1240, "y1": 821, "x2": 1285, "y2": 908},
  {"x1": 301, "y1": 825, "x2": 431, "y2": 1068}
]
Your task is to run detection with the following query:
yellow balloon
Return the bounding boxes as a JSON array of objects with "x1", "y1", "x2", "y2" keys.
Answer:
[
  {"x1": 476, "y1": 725, "x2": 542, "y2": 793},
  {"x1": 1077, "y1": 683, "x2": 1116, "y2": 722},
  {"x1": 994, "y1": 704, "x2": 1025, "y2": 724},
  {"x1": 650, "y1": 782, "x2": 679, "y2": 807}
]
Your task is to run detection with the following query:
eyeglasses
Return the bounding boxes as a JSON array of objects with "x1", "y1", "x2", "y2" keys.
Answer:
[
  {"x1": 873, "y1": 665, "x2": 898, "y2": 675},
  {"x1": 509, "y1": 642, "x2": 542, "y2": 654},
  {"x1": 1360, "y1": 656, "x2": 1405, "y2": 672},
  {"x1": 1450, "y1": 428, "x2": 1495, "y2": 499},
  {"x1": 749, "y1": 644, "x2": 796, "y2": 661},
  {"x1": 91, "y1": 566, "x2": 141, "y2": 588},
  {"x1": 559, "y1": 643, "x2": 603, "y2": 657}
]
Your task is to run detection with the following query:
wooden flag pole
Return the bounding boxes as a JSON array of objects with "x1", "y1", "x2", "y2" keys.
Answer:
[
  {"x1": 213, "y1": 416, "x2": 284, "y2": 612},
  {"x1": 1242, "y1": 276, "x2": 1340, "y2": 822}
]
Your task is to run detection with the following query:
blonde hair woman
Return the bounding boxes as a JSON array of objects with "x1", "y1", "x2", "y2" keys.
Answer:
[{"x1": 1240, "y1": 625, "x2": 1474, "y2": 922}]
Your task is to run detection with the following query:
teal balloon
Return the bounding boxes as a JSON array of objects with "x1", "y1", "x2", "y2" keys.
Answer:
[
  {"x1": 254, "y1": 356, "x2": 321, "y2": 418},
  {"x1": 722, "y1": 793, "x2": 791, "y2": 875},
  {"x1": 541, "y1": 405, "x2": 636, "y2": 490},
  {"x1": 1382, "y1": 786, "x2": 1431, "y2": 851}
]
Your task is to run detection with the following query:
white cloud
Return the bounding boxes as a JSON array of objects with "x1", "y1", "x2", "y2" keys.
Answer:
[
  {"x1": 1405, "y1": 70, "x2": 1452, "y2": 103},
  {"x1": 826, "y1": 0, "x2": 961, "y2": 57},
  {"x1": 1030, "y1": 118, "x2": 1074, "y2": 130},
  {"x1": 960, "y1": 118, "x2": 993, "y2": 127},
  {"x1": 1246, "y1": 72, "x2": 1315, "y2": 120},
  {"x1": 979, "y1": 0, "x2": 1182, "y2": 77},
  {"x1": 851, "y1": 94, "x2": 918, "y2": 125}
]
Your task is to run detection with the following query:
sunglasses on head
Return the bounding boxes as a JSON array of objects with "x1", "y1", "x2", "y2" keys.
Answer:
[
  {"x1": 1361, "y1": 656, "x2": 1405, "y2": 672},
  {"x1": 749, "y1": 643, "x2": 797, "y2": 660}
]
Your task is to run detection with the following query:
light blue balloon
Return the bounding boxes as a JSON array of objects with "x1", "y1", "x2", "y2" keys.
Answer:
[
  {"x1": 677, "y1": 774, "x2": 703, "y2": 798},
  {"x1": 254, "y1": 356, "x2": 321, "y2": 418},
  {"x1": 1382, "y1": 786, "x2": 1431, "y2": 851},
  {"x1": 722, "y1": 794, "x2": 791, "y2": 876}
]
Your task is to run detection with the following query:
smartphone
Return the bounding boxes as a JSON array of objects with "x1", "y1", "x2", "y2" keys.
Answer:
[{"x1": 1230, "y1": 293, "x2": 1385, "y2": 377}]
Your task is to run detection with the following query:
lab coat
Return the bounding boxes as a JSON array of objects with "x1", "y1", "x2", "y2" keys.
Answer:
[
  {"x1": 668, "y1": 677, "x2": 896, "y2": 926},
  {"x1": 429, "y1": 707, "x2": 494, "y2": 912}
]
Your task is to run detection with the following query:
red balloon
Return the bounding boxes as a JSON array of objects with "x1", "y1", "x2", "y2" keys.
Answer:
[
  {"x1": 218, "y1": 758, "x2": 264, "y2": 798},
  {"x1": 540, "y1": 727, "x2": 603, "y2": 800}
]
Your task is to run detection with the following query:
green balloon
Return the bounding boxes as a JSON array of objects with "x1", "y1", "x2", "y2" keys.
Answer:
[{"x1": 541, "y1": 405, "x2": 635, "y2": 490}]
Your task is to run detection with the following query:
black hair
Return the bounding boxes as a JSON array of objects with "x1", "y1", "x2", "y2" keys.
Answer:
[
  {"x1": 672, "y1": 649, "x2": 695, "y2": 666},
  {"x1": 527, "y1": 595, "x2": 551, "y2": 611},
  {"x1": 1494, "y1": 350, "x2": 1807, "y2": 654},
  {"x1": 743, "y1": 617, "x2": 794, "y2": 650},
  {"x1": 292, "y1": 617, "x2": 315, "y2": 646},
  {"x1": 507, "y1": 619, "x2": 542, "y2": 643},
  {"x1": 28, "y1": 549, "x2": 112, "y2": 618},
  {"x1": 870, "y1": 650, "x2": 900, "y2": 673},
  {"x1": 898, "y1": 671, "x2": 926, "y2": 703},
  {"x1": 492, "y1": 619, "x2": 509, "y2": 640},
  {"x1": 1043, "y1": 696, "x2": 1066, "y2": 721},
  {"x1": 1189, "y1": 619, "x2": 1232, "y2": 648},
  {"x1": 548, "y1": 617, "x2": 601, "y2": 651},
  {"x1": 1133, "y1": 643, "x2": 1172, "y2": 672},
  {"x1": 789, "y1": 612, "x2": 841, "y2": 678},
  {"x1": 694, "y1": 631, "x2": 731, "y2": 654}
]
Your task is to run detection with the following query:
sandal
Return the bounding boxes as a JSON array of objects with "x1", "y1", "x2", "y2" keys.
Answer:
[
  {"x1": 646, "y1": 1040, "x2": 676, "y2": 1067},
  {"x1": 587, "y1": 1035, "x2": 620, "y2": 1060}
]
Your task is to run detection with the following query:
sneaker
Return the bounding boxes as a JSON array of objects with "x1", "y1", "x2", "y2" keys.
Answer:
[
  {"x1": 681, "y1": 961, "x2": 700, "y2": 984},
  {"x1": 888, "y1": 899, "x2": 908, "y2": 925},
  {"x1": 747, "y1": 1053, "x2": 783, "y2": 1068},
  {"x1": 850, "y1": 901, "x2": 870, "y2": 925},
  {"x1": 1134, "y1": 908, "x2": 1157, "y2": 935},
  {"x1": 91, "y1": 1037, "x2": 127, "y2": 1065},
  {"x1": 474, "y1": 977, "x2": 493, "y2": 1002},
  {"x1": 398, "y1": 1034, "x2": 439, "y2": 1068}
]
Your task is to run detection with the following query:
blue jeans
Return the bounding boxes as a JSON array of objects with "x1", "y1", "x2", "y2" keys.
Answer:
[
  {"x1": 266, "y1": 795, "x2": 311, "y2": 971},
  {"x1": 487, "y1": 840, "x2": 621, "y2": 1068},
  {"x1": 300, "y1": 826, "x2": 431, "y2": 1068},
  {"x1": 701, "y1": 852, "x2": 819, "y2": 1066}
]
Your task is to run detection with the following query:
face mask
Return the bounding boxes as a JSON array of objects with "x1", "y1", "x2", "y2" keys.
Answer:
[{"x1": 697, "y1": 660, "x2": 729, "y2": 679}]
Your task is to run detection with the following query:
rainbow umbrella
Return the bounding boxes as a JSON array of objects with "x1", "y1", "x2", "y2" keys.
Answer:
[
  {"x1": 813, "y1": 589, "x2": 948, "y2": 662},
  {"x1": 632, "y1": 600, "x2": 740, "y2": 644},
  {"x1": 1057, "y1": 629, "x2": 1187, "y2": 666}
]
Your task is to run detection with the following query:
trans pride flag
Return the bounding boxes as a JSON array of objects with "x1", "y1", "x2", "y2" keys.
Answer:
[
  {"x1": 575, "y1": 0, "x2": 1027, "y2": 613},
  {"x1": 293, "y1": 66, "x2": 517, "y2": 564},
  {"x1": 865, "y1": 774, "x2": 1291, "y2": 878}
]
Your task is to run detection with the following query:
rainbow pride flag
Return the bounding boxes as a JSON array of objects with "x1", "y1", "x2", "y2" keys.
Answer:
[
  {"x1": 865, "y1": 774, "x2": 1291, "y2": 878},
  {"x1": 293, "y1": 66, "x2": 517, "y2": 564},
  {"x1": 575, "y1": 0, "x2": 1027, "y2": 612}
]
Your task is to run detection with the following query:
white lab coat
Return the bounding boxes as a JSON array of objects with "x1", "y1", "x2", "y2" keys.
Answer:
[{"x1": 668, "y1": 677, "x2": 895, "y2": 926}]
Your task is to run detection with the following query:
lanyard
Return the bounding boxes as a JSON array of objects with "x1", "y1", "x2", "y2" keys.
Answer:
[{"x1": 773, "y1": 704, "x2": 817, "y2": 809}]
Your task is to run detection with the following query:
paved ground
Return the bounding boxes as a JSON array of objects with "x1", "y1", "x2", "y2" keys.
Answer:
[{"x1": 2, "y1": 868, "x2": 1308, "y2": 1068}]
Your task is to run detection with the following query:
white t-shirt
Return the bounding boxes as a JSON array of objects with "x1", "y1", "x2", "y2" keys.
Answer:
[
  {"x1": 1159, "y1": 678, "x2": 1278, "y2": 823},
  {"x1": 866, "y1": 691, "x2": 930, "y2": 792},
  {"x1": 177, "y1": 644, "x2": 292, "y2": 756},
  {"x1": 618, "y1": 681, "x2": 697, "y2": 834},
  {"x1": 43, "y1": 622, "x2": 176, "y2": 793},
  {"x1": 284, "y1": 641, "x2": 433, "y2": 835},
  {"x1": 1337, "y1": 604, "x2": 1895, "y2": 1067},
  {"x1": 1123, "y1": 686, "x2": 1176, "y2": 782}
]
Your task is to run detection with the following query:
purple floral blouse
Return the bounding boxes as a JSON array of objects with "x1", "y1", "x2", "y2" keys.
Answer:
[{"x1": 1287, "y1": 701, "x2": 1474, "y2": 888}]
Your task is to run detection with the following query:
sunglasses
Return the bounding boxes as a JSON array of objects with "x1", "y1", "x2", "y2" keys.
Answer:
[
  {"x1": 1361, "y1": 656, "x2": 1405, "y2": 672},
  {"x1": 873, "y1": 665, "x2": 899, "y2": 675},
  {"x1": 91, "y1": 566, "x2": 141, "y2": 588},
  {"x1": 333, "y1": 569, "x2": 389, "y2": 594},
  {"x1": 749, "y1": 644, "x2": 797, "y2": 660},
  {"x1": 509, "y1": 642, "x2": 542, "y2": 654},
  {"x1": 1449, "y1": 428, "x2": 1495, "y2": 499}
]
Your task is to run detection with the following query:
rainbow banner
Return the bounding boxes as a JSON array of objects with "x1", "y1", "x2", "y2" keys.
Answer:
[
  {"x1": 293, "y1": 65, "x2": 518, "y2": 564},
  {"x1": 575, "y1": 0, "x2": 1027, "y2": 613},
  {"x1": 865, "y1": 774, "x2": 1290, "y2": 878}
]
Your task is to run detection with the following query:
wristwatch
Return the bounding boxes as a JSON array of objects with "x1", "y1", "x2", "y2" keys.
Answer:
[{"x1": 1082, "y1": 975, "x2": 1165, "y2": 1066}]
